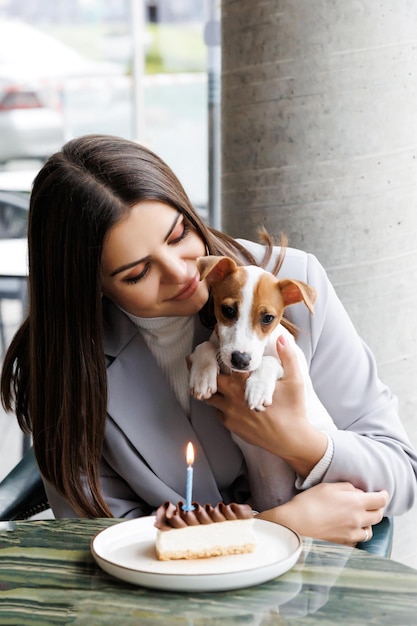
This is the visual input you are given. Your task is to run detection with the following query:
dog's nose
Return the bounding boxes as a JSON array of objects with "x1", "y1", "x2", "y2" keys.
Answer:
[{"x1": 231, "y1": 351, "x2": 251, "y2": 370}]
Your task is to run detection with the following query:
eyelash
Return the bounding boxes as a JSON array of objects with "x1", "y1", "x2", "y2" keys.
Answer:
[
  {"x1": 124, "y1": 221, "x2": 191, "y2": 285},
  {"x1": 171, "y1": 222, "x2": 190, "y2": 245},
  {"x1": 125, "y1": 266, "x2": 149, "y2": 285}
]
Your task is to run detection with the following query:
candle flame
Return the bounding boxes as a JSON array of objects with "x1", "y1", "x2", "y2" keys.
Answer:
[{"x1": 186, "y1": 442, "x2": 194, "y2": 465}]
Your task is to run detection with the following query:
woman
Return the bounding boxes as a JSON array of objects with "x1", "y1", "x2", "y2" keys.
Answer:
[{"x1": 1, "y1": 134, "x2": 415, "y2": 545}]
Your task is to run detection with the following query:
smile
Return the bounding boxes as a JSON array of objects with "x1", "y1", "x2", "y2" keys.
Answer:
[{"x1": 168, "y1": 273, "x2": 200, "y2": 301}]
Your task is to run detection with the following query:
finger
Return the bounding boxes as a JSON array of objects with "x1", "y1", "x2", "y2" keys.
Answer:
[
  {"x1": 362, "y1": 489, "x2": 390, "y2": 511},
  {"x1": 205, "y1": 390, "x2": 225, "y2": 411},
  {"x1": 357, "y1": 491, "x2": 389, "y2": 529},
  {"x1": 276, "y1": 333, "x2": 301, "y2": 380},
  {"x1": 215, "y1": 370, "x2": 248, "y2": 394},
  {"x1": 374, "y1": 489, "x2": 389, "y2": 508},
  {"x1": 358, "y1": 526, "x2": 373, "y2": 544}
]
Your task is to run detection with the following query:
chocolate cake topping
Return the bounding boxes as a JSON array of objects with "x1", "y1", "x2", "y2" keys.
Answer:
[{"x1": 154, "y1": 501, "x2": 253, "y2": 531}]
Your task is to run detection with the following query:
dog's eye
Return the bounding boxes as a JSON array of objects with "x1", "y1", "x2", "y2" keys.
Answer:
[
  {"x1": 221, "y1": 305, "x2": 237, "y2": 320},
  {"x1": 261, "y1": 313, "x2": 275, "y2": 326}
]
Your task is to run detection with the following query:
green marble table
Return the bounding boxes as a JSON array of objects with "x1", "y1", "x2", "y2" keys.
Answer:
[{"x1": 0, "y1": 519, "x2": 417, "y2": 625}]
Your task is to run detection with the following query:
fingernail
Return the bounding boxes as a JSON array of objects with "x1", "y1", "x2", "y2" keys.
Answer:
[{"x1": 278, "y1": 334, "x2": 287, "y2": 346}]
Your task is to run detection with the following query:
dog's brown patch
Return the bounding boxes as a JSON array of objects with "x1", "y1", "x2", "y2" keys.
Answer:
[
  {"x1": 211, "y1": 266, "x2": 248, "y2": 325},
  {"x1": 251, "y1": 273, "x2": 285, "y2": 339}
]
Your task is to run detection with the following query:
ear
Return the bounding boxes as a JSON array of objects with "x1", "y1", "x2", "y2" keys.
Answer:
[
  {"x1": 197, "y1": 256, "x2": 238, "y2": 285},
  {"x1": 278, "y1": 279, "x2": 317, "y2": 314}
]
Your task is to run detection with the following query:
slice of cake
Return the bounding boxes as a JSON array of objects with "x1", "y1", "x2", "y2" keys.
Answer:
[{"x1": 154, "y1": 501, "x2": 256, "y2": 561}]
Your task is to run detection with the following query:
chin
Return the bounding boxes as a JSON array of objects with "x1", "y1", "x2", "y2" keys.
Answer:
[
  {"x1": 167, "y1": 301, "x2": 205, "y2": 317},
  {"x1": 166, "y1": 288, "x2": 209, "y2": 317}
]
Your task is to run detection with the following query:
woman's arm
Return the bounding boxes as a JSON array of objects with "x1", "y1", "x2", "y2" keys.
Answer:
[
  {"x1": 207, "y1": 245, "x2": 417, "y2": 518},
  {"x1": 305, "y1": 252, "x2": 417, "y2": 515},
  {"x1": 206, "y1": 329, "x2": 390, "y2": 544},
  {"x1": 257, "y1": 481, "x2": 389, "y2": 546}
]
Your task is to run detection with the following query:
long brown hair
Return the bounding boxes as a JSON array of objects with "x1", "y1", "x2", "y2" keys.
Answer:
[{"x1": 1, "y1": 134, "x2": 273, "y2": 517}]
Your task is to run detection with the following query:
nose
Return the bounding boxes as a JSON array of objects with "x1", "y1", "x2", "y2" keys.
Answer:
[
  {"x1": 159, "y1": 251, "x2": 188, "y2": 283},
  {"x1": 231, "y1": 351, "x2": 251, "y2": 370}
]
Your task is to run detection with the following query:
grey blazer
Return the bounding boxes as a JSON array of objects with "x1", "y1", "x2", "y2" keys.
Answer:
[{"x1": 44, "y1": 242, "x2": 417, "y2": 518}]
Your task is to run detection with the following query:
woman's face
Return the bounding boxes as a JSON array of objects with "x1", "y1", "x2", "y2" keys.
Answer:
[{"x1": 101, "y1": 201, "x2": 209, "y2": 317}]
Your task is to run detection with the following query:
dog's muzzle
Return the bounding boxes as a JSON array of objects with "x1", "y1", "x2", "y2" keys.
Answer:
[{"x1": 231, "y1": 351, "x2": 251, "y2": 370}]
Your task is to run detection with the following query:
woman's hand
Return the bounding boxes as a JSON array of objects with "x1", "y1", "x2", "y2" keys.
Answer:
[
  {"x1": 257, "y1": 482, "x2": 389, "y2": 545},
  {"x1": 205, "y1": 334, "x2": 328, "y2": 477}
]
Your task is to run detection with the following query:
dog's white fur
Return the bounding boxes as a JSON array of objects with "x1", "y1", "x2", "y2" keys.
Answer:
[{"x1": 189, "y1": 256, "x2": 336, "y2": 511}]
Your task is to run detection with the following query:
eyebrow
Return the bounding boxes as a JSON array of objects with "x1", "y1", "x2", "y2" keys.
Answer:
[{"x1": 109, "y1": 211, "x2": 181, "y2": 277}]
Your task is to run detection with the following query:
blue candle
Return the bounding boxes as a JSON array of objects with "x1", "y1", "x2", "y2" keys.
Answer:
[{"x1": 183, "y1": 442, "x2": 195, "y2": 512}]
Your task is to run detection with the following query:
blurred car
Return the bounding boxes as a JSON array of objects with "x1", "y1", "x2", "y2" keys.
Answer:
[
  {"x1": 0, "y1": 190, "x2": 28, "y2": 239},
  {"x1": 0, "y1": 18, "x2": 123, "y2": 164},
  {"x1": 0, "y1": 169, "x2": 34, "y2": 238},
  {"x1": 0, "y1": 85, "x2": 65, "y2": 163}
]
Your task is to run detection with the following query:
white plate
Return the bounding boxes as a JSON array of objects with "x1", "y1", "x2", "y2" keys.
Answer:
[{"x1": 91, "y1": 517, "x2": 302, "y2": 592}]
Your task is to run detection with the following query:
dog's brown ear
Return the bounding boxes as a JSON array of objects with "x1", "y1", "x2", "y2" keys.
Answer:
[
  {"x1": 197, "y1": 256, "x2": 238, "y2": 285},
  {"x1": 278, "y1": 279, "x2": 317, "y2": 314}
]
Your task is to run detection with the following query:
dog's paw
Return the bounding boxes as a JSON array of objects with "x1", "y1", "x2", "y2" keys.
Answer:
[
  {"x1": 244, "y1": 357, "x2": 281, "y2": 411},
  {"x1": 189, "y1": 341, "x2": 219, "y2": 400},
  {"x1": 189, "y1": 364, "x2": 219, "y2": 400},
  {"x1": 245, "y1": 375, "x2": 275, "y2": 411}
]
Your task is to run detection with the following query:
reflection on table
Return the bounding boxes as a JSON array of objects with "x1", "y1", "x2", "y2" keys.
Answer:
[{"x1": 1, "y1": 519, "x2": 417, "y2": 624}]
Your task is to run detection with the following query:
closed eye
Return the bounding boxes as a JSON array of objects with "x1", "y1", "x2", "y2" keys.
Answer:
[
  {"x1": 124, "y1": 264, "x2": 150, "y2": 284},
  {"x1": 123, "y1": 218, "x2": 190, "y2": 285},
  {"x1": 168, "y1": 220, "x2": 190, "y2": 245}
]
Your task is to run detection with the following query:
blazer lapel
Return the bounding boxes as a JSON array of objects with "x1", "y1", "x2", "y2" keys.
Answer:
[
  {"x1": 189, "y1": 317, "x2": 245, "y2": 488},
  {"x1": 103, "y1": 299, "x2": 243, "y2": 504}
]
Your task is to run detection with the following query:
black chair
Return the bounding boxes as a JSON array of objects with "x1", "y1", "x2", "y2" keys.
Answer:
[
  {"x1": 0, "y1": 447, "x2": 49, "y2": 520},
  {"x1": 356, "y1": 515, "x2": 393, "y2": 557}
]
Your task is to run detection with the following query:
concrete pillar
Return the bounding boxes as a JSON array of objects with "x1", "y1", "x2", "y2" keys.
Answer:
[
  {"x1": 221, "y1": 1, "x2": 417, "y2": 564},
  {"x1": 221, "y1": 0, "x2": 417, "y2": 433}
]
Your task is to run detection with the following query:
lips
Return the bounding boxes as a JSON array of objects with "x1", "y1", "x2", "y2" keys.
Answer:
[{"x1": 168, "y1": 273, "x2": 200, "y2": 301}]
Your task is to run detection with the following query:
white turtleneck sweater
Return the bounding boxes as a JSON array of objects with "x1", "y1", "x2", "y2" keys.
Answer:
[{"x1": 123, "y1": 312, "x2": 195, "y2": 415}]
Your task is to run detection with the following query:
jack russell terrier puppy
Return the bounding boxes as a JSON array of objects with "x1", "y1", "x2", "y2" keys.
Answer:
[{"x1": 189, "y1": 255, "x2": 336, "y2": 511}]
